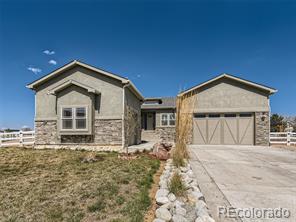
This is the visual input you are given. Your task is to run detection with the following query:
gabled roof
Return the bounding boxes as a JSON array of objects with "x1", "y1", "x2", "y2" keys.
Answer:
[
  {"x1": 178, "y1": 73, "x2": 277, "y2": 96},
  {"x1": 141, "y1": 97, "x2": 176, "y2": 109},
  {"x1": 26, "y1": 60, "x2": 144, "y2": 100},
  {"x1": 48, "y1": 79, "x2": 100, "y2": 95}
]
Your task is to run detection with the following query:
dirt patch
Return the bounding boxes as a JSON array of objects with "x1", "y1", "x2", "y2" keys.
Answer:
[{"x1": 144, "y1": 160, "x2": 165, "y2": 222}]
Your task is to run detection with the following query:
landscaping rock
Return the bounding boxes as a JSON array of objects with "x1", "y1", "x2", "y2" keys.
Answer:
[
  {"x1": 172, "y1": 214, "x2": 189, "y2": 222},
  {"x1": 168, "y1": 193, "x2": 176, "y2": 202},
  {"x1": 180, "y1": 167, "x2": 188, "y2": 173},
  {"x1": 176, "y1": 206, "x2": 187, "y2": 216},
  {"x1": 153, "y1": 219, "x2": 166, "y2": 222},
  {"x1": 195, "y1": 200, "x2": 207, "y2": 213},
  {"x1": 174, "y1": 200, "x2": 185, "y2": 208},
  {"x1": 188, "y1": 190, "x2": 204, "y2": 202},
  {"x1": 156, "y1": 207, "x2": 172, "y2": 221},
  {"x1": 156, "y1": 189, "x2": 169, "y2": 198},
  {"x1": 195, "y1": 215, "x2": 215, "y2": 222},
  {"x1": 156, "y1": 197, "x2": 170, "y2": 205},
  {"x1": 161, "y1": 202, "x2": 173, "y2": 210},
  {"x1": 159, "y1": 180, "x2": 168, "y2": 189},
  {"x1": 154, "y1": 159, "x2": 215, "y2": 222}
]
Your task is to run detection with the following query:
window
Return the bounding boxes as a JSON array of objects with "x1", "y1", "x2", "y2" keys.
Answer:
[
  {"x1": 225, "y1": 113, "x2": 236, "y2": 118},
  {"x1": 76, "y1": 107, "x2": 86, "y2": 129},
  {"x1": 61, "y1": 107, "x2": 87, "y2": 130},
  {"x1": 161, "y1": 113, "x2": 175, "y2": 126},
  {"x1": 209, "y1": 114, "x2": 220, "y2": 118},
  {"x1": 239, "y1": 113, "x2": 252, "y2": 117},
  {"x1": 62, "y1": 108, "x2": 73, "y2": 129},
  {"x1": 195, "y1": 114, "x2": 206, "y2": 118}
]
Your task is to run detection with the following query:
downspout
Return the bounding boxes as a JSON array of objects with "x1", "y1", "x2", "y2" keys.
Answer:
[{"x1": 122, "y1": 82, "x2": 130, "y2": 153}]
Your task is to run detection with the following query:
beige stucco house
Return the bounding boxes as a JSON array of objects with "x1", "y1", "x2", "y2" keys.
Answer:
[
  {"x1": 178, "y1": 73, "x2": 277, "y2": 146},
  {"x1": 27, "y1": 60, "x2": 144, "y2": 151},
  {"x1": 28, "y1": 60, "x2": 276, "y2": 148}
]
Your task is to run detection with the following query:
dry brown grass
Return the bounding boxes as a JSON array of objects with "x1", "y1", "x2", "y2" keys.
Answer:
[
  {"x1": 0, "y1": 148, "x2": 160, "y2": 222},
  {"x1": 173, "y1": 92, "x2": 195, "y2": 166}
]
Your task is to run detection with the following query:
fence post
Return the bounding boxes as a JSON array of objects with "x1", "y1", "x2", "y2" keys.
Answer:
[
  {"x1": 20, "y1": 131, "x2": 23, "y2": 147},
  {"x1": 0, "y1": 133, "x2": 2, "y2": 147},
  {"x1": 287, "y1": 132, "x2": 291, "y2": 146}
]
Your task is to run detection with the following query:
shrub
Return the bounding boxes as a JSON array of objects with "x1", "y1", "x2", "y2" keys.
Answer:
[{"x1": 168, "y1": 172, "x2": 186, "y2": 197}]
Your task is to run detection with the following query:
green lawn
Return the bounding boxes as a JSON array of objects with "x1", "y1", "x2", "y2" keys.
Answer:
[{"x1": 0, "y1": 148, "x2": 159, "y2": 222}]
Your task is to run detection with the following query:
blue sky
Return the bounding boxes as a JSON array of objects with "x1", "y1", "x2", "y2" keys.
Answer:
[{"x1": 0, "y1": 0, "x2": 296, "y2": 129}]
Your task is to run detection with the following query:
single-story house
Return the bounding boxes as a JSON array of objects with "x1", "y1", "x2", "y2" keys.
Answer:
[
  {"x1": 178, "y1": 73, "x2": 277, "y2": 146},
  {"x1": 141, "y1": 97, "x2": 176, "y2": 141},
  {"x1": 27, "y1": 60, "x2": 144, "y2": 151},
  {"x1": 27, "y1": 60, "x2": 276, "y2": 148}
]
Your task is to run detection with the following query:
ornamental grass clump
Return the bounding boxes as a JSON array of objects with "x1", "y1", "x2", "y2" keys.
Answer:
[
  {"x1": 173, "y1": 92, "x2": 195, "y2": 167},
  {"x1": 168, "y1": 172, "x2": 186, "y2": 197}
]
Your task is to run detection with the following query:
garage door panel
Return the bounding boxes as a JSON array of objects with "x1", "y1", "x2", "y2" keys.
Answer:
[
  {"x1": 193, "y1": 118, "x2": 207, "y2": 145},
  {"x1": 193, "y1": 113, "x2": 254, "y2": 145},
  {"x1": 224, "y1": 118, "x2": 238, "y2": 145},
  {"x1": 238, "y1": 116, "x2": 254, "y2": 145},
  {"x1": 208, "y1": 118, "x2": 222, "y2": 145}
]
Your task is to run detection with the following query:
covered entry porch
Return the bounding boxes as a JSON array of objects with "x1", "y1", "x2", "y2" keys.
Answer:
[{"x1": 141, "y1": 111, "x2": 156, "y2": 130}]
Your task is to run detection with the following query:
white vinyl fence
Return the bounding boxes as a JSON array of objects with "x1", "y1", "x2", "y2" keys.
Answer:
[
  {"x1": 0, "y1": 131, "x2": 35, "y2": 147},
  {"x1": 270, "y1": 132, "x2": 296, "y2": 146}
]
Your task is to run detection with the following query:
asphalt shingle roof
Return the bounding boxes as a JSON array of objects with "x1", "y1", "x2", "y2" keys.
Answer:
[{"x1": 141, "y1": 97, "x2": 176, "y2": 109}]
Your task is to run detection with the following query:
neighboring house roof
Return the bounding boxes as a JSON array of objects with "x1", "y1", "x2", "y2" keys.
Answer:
[
  {"x1": 26, "y1": 60, "x2": 144, "y2": 100},
  {"x1": 141, "y1": 97, "x2": 176, "y2": 109},
  {"x1": 178, "y1": 73, "x2": 277, "y2": 97}
]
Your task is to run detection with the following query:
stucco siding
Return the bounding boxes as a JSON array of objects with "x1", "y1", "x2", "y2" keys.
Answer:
[
  {"x1": 125, "y1": 88, "x2": 141, "y2": 145},
  {"x1": 35, "y1": 66, "x2": 123, "y2": 120},
  {"x1": 191, "y1": 78, "x2": 270, "y2": 113}
]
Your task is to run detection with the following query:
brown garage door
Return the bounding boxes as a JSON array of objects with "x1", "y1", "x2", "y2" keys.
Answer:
[{"x1": 193, "y1": 113, "x2": 254, "y2": 145}]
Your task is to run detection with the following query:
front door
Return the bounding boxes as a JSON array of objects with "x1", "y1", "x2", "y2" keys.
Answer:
[{"x1": 146, "y1": 113, "x2": 155, "y2": 130}]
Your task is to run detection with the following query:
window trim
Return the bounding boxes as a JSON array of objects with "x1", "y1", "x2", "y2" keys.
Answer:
[
  {"x1": 60, "y1": 106, "x2": 88, "y2": 131},
  {"x1": 160, "y1": 113, "x2": 175, "y2": 127}
]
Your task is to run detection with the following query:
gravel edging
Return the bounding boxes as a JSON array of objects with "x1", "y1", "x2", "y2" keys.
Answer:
[{"x1": 153, "y1": 159, "x2": 215, "y2": 222}]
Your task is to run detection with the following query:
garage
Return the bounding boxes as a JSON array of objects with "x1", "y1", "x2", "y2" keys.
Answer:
[
  {"x1": 177, "y1": 73, "x2": 277, "y2": 146},
  {"x1": 193, "y1": 113, "x2": 254, "y2": 145}
]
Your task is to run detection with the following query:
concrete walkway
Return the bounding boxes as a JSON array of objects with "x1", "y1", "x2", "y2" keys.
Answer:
[
  {"x1": 189, "y1": 145, "x2": 296, "y2": 222},
  {"x1": 127, "y1": 141, "x2": 155, "y2": 153}
]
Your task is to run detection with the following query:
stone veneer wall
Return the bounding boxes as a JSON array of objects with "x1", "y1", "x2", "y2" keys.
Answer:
[
  {"x1": 35, "y1": 120, "x2": 58, "y2": 145},
  {"x1": 255, "y1": 112, "x2": 270, "y2": 146},
  {"x1": 155, "y1": 127, "x2": 176, "y2": 142},
  {"x1": 125, "y1": 106, "x2": 141, "y2": 146},
  {"x1": 94, "y1": 119, "x2": 122, "y2": 145}
]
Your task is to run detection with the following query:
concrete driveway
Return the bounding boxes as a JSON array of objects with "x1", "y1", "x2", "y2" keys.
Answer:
[{"x1": 189, "y1": 145, "x2": 296, "y2": 222}]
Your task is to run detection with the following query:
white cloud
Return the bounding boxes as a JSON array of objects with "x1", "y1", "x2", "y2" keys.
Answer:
[
  {"x1": 27, "y1": 67, "x2": 42, "y2": 74},
  {"x1": 43, "y1": 49, "x2": 55, "y2": 55},
  {"x1": 49, "y1": 59, "x2": 57, "y2": 65}
]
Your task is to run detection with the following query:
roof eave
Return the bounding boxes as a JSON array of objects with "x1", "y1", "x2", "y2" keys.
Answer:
[
  {"x1": 179, "y1": 73, "x2": 277, "y2": 96},
  {"x1": 26, "y1": 60, "x2": 130, "y2": 90}
]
